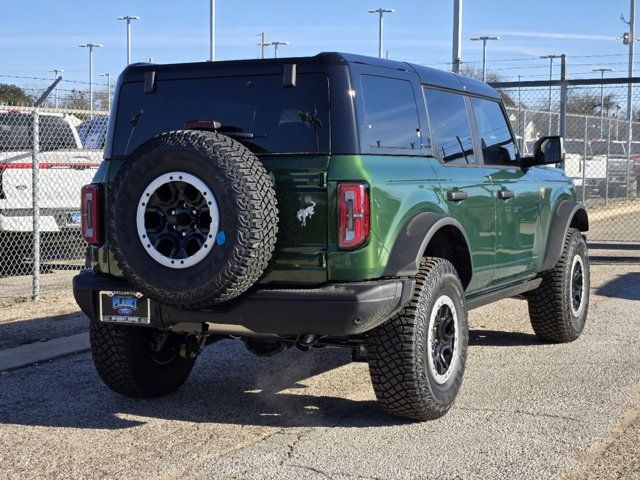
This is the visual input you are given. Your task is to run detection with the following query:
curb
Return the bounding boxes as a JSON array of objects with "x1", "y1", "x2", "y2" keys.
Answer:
[{"x1": 0, "y1": 332, "x2": 89, "y2": 371}]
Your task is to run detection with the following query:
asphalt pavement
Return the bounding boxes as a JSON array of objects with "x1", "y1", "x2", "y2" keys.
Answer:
[{"x1": 0, "y1": 245, "x2": 639, "y2": 480}]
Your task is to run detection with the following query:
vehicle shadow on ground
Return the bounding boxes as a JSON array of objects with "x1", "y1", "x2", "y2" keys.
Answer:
[
  {"x1": 469, "y1": 329, "x2": 539, "y2": 347},
  {"x1": 595, "y1": 272, "x2": 640, "y2": 301},
  {"x1": 0, "y1": 340, "x2": 414, "y2": 430},
  {"x1": 0, "y1": 312, "x2": 86, "y2": 350}
]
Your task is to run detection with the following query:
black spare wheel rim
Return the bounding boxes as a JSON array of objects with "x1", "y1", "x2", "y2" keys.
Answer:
[
  {"x1": 108, "y1": 130, "x2": 279, "y2": 309},
  {"x1": 137, "y1": 171, "x2": 219, "y2": 269}
]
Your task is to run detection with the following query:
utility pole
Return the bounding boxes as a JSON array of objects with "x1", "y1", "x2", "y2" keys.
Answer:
[
  {"x1": 540, "y1": 54, "x2": 563, "y2": 134},
  {"x1": 79, "y1": 43, "x2": 103, "y2": 111},
  {"x1": 470, "y1": 36, "x2": 499, "y2": 81},
  {"x1": 452, "y1": 0, "x2": 462, "y2": 73},
  {"x1": 49, "y1": 69, "x2": 63, "y2": 108},
  {"x1": 622, "y1": 1, "x2": 636, "y2": 198},
  {"x1": 209, "y1": 0, "x2": 215, "y2": 61},
  {"x1": 593, "y1": 68, "x2": 613, "y2": 136},
  {"x1": 117, "y1": 15, "x2": 140, "y2": 65},
  {"x1": 270, "y1": 41, "x2": 290, "y2": 58},
  {"x1": 258, "y1": 32, "x2": 269, "y2": 60},
  {"x1": 368, "y1": 8, "x2": 394, "y2": 58},
  {"x1": 100, "y1": 73, "x2": 111, "y2": 111}
]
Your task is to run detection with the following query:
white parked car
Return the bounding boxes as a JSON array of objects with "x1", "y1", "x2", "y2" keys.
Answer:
[{"x1": 0, "y1": 109, "x2": 102, "y2": 270}]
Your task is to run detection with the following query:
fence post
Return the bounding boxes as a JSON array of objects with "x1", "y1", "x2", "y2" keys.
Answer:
[
  {"x1": 626, "y1": 116, "x2": 633, "y2": 199},
  {"x1": 605, "y1": 117, "x2": 611, "y2": 205},
  {"x1": 559, "y1": 54, "x2": 568, "y2": 170},
  {"x1": 582, "y1": 116, "x2": 588, "y2": 205},
  {"x1": 31, "y1": 109, "x2": 41, "y2": 300}
]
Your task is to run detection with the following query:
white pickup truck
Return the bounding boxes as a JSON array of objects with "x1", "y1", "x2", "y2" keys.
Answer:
[{"x1": 0, "y1": 109, "x2": 102, "y2": 270}]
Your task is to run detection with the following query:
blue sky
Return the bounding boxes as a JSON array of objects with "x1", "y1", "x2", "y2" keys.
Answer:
[{"x1": 0, "y1": 0, "x2": 635, "y2": 89}]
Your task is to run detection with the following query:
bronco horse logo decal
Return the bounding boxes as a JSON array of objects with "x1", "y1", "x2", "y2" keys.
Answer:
[{"x1": 296, "y1": 202, "x2": 316, "y2": 227}]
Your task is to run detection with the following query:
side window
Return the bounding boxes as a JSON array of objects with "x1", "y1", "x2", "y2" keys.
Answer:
[
  {"x1": 39, "y1": 116, "x2": 78, "y2": 151},
  {"x1": 360, "y1": 75, "x2": 422, "y2": 150},
  {"x1": 423, "y1": 88, "x2": 475, "y2": 165},
  {"x1": 470, "y1": 97, "x2": 517, "y2": 165}
]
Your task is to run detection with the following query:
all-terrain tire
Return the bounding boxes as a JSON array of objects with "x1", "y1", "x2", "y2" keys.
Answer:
[
  {"x1": 108, "y1": 130, "x2": 278, "y2": 309},
  {"x1": 527, "y1": 228, "x2": 589, "y2": 343},
  {"x1": 367, "y1": 257, "x2": 469, "y2": 421},
  {"x1": 90, "y1": 319, "x2": 196, "y2": 397}
]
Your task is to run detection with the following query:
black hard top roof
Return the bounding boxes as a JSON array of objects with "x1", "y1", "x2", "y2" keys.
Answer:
[{"x1": 124, "y1": 52, "x2": 500, "y2": 100}]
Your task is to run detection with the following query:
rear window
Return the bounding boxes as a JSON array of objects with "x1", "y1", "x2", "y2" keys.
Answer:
[
  {"x1": 565, "y1": 140, "x2": 585, "y2": 155},
  {"x1": 0, "y1": 113, "x2": 77, "y2": 152},
  {"x1": 591, "y1": 141, "x2": 626, "y2": 156},
  {"x1": 113, "y1": 74, "x2": 330, "y2": 155}
]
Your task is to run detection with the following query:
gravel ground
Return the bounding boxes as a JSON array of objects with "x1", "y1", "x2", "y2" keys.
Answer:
[
  {"x1": 0, "y1": 248, "x2": 638, "y2": 479},
  {"x1": 0, "y1": 291, "x2": 85, "y2": 350}
]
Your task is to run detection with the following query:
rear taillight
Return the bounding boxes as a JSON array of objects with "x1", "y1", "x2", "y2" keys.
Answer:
[
  {"x1": 81, "y1": 184, "x2": 101, "y2": 244},
  {"x1": 338, "y1": 182, "x2": 370, "y2": 250}
]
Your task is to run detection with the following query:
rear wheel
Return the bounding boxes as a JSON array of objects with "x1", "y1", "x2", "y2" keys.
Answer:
[
  {"x1": 367, "y1": 258, "x2": 468, "y2": 421},
  {"x1": 90, "y1": 320, "x2": 196, "y2": 397},
  {"x1": 527, "y1": 228, "x2": 589, "y2": 343}
]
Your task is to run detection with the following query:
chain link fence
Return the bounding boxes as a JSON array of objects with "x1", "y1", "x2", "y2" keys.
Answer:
[
  {"x1": 0, "y1": 105, "x2": 108, "y2": 302},
  {"x1": 494, "y1": 78, "x2": 640, "y2": 243}
]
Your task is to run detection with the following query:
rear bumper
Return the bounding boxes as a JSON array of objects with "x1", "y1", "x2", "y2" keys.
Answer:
[{"x1": 73, "y1": 270, "x2": 415, "y2": 337}]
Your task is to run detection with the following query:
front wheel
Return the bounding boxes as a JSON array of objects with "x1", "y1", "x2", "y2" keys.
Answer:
[
  {"x1": 90, "y1": 320, "x2": 196, "y2": 397},
  {"x1": 527, "y1": 228, "x2": 589, "y2": 343},
  {"x1": 367, "y1": 257, "x2": 469, "y2": 421}
]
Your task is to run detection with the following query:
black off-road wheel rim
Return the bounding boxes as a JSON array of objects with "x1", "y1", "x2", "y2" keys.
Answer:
[
  {"x1": 427, "y1": 294, "x2": 459, "y2": 384},
  {"x1": 136, "y1": 171, "x2": 220, "y2": 269},
  {"x1": 570, "y1": 253, "x2": 586, "y2": 318}
]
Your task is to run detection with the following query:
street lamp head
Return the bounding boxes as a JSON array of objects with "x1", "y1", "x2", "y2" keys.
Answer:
[
  {"x1": 368, "y1": 8, "x2": 394, "y2": 13},
  {"x1": 470, "y1": 36, "x2": 500, "y2": 41},
  {"x1": 117, "y1": 15, "x2": 140, "y2": 21},
  {"x1": 592, "y1": 68, "x2": 614, "y2": 72},
  {"x1": 79, "y1": 43, "x2": 103, "y2": 48},
  {"x1": 272, "y1": 41, "x2": 290, "y2": 46}
]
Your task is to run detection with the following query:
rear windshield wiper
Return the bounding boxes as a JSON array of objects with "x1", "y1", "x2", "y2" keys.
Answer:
[
  {"x1": 223, "y1": 132, "x2": 267, "y2": 140},
  {"x1": 183, "y1": 120, "x2": 267, "y2": 140}
]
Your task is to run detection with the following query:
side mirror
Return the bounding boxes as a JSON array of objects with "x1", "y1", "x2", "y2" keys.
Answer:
[{"x1": 521, "y1": 136, "x2": 565, "y2": 168}]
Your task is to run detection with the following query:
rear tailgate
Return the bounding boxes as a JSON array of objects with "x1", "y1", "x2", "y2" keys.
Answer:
[{"x1": 259, "y1": 156, "x2": 328, "y2": 285}]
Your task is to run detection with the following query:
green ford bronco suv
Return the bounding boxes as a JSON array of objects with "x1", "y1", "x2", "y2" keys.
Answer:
[{"x1": 73, "y1": 53, "x2": 589, "y2": 421}]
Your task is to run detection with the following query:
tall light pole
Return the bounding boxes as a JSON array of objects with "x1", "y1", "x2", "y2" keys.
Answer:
[
  {"x1": 452, "y1": 0, "x2": 462, "y2": 73},
  {"x1": 117, "y1": 15, "x2": 140, "y2": 65},
  {"x1": 258, "y1": 33, "x2": 270, "y2": 60},
  {"x1": 368, "y1": 8, "x2": 394, "y2": 58},
  {"x1": 49, "y1": 69, "x2": 63, "y2": 108},
  {"x1": 470, "y1": 36, "x2": 499, "y2": 81},
  {"x1": 540, "y1": 54, "x2": 563, "y2": 134},
  {"x1": 209, "y1": 0, "x2": 215, "y2": 61},
  {"x1": 270, "y1": 41, "x2": 290, "y2": 58},
  {"x1": 79, "y1": 43, "x2": 103, "y2": 111},
  {"x1": 593, "y1": 68, "x2": 613, "y2": 136},
  {"x1": 100, "y1": 73, "x2": 112, "y2": 111}
]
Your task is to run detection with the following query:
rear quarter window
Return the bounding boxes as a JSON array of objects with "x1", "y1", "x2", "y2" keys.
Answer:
[{"x1": 360, "y1": 75, "x2": 422, "y2": 150}]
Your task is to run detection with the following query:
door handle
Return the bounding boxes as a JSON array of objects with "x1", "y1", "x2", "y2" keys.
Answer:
[
  {"x1": 447, "y1": 190, "x2": 468, "y2": 202},
  {"x1": 498, "y1": 190, "x2": 515, "y2": 200}
]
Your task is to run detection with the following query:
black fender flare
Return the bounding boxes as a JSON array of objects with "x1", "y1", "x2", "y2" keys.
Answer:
[
  {"x1": 382, "y1": 212, "x2": 473, "y2": 284},
  {"x1": 540, "y1": 200, "x2": 589, "y2": 271}
]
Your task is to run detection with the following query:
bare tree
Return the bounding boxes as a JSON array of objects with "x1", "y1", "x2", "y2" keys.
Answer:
[{"x1": 64, "y1": 89, "x2": 90, "y2": 110}]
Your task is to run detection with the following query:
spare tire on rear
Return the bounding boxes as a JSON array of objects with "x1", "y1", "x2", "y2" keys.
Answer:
[{"x1": 108, "y1": 130, "x2": 278, "y2": 309}]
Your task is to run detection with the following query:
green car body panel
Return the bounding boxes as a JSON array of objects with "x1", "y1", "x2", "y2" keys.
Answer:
[{"x1": 83, "y1": 52, "x2": 585, "y2": 306}]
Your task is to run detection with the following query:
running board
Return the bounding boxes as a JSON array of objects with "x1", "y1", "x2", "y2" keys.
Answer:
[{"x1": 466, "y1": 278, "x2": 542, "y2": 311}]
